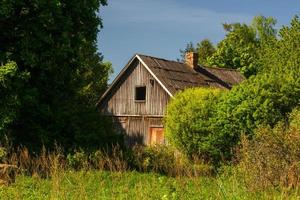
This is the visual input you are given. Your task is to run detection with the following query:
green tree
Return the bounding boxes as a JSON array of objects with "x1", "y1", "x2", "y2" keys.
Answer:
[
  {"x1": 0, "y1": 62, "x2": 29, "y2": 134},
  {"x1": 252, "y1": 15, "x2": 277, "y2": 41},
  {"x1": 169, "y1": 16, "x2": 299, "y2": 161},
  {"x1": 208, "y1": 16, "x2": 277, "y2": 77},
  {"x1": 208, "y1": 23, "x2": 259, "y2": 77},
  {"x1": 212, "y1": 15, "x2": 300, "y2": 145},
  {"x1": 0, "y1": 0, "x2": 114, "y2": 150},
  {"x1": 196, "y1": 39, "x2": 215, "y2": 66}
]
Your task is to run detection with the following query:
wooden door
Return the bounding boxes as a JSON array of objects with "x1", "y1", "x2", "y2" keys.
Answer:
[{"x1": 149, "y1": 127, "x2": 164, "y2": 145}]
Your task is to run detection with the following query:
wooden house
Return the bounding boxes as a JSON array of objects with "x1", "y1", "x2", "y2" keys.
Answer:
[{"x1": 97, "y1": 52, "x2": 245, "y2": 146}]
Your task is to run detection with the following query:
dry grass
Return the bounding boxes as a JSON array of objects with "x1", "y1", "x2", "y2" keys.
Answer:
[
  {"x1": 237, "y1": 124, "x2": 300, "y2": 191},
  {"x1": 0, "y1": 144, "x2": 214, "y2": 185}
]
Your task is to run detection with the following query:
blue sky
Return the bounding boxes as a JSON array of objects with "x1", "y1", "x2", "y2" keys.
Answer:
[{"x1": 97, "y1": 0, "x2": 300, "y2": 81}]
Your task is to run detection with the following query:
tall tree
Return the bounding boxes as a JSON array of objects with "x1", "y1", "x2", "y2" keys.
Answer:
[
  {"x1": 208, "y1": 23, "x2": 258, "y2": 77},
  {"x1": 196, "y1": 39, "x2": 216, "y2": 66},
  {"x1": 0, "y1": 0, "x2": 114, "y2": 149},
  {"x1": 208, "y1": 16, "x2": 277, "y2": 77},
  {"x1": 252, "y1": 15, "x2": 277, "y2": 41}
]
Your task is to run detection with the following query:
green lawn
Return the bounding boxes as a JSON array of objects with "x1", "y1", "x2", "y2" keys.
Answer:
[{"x1": 0, "y1": 170, "x2": 299, "y2": 200}]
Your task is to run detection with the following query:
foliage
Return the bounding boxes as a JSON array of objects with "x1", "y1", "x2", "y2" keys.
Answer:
[
  {"x1": 237, "y1": 110, "x2": 300, "y2": 190},
  {"x1": 208, "y1": 16, "x2": 277, "y2": 77},
  {"x1": 165, "y1": 88, "x2": 225, "y2": 161},
  {"x1": 196, "y1": 39, "x2": 215, "y2": 66},
  {"x1": 208, "y1": 22, "x2": 259, "y2": 77},
  {"x1": 78, "y1": 61, "x2": 113, "y2": 105},
  {"x1": 0, "y1": 62, "x2": 29, "y2": 135},
  {"x1": 251, "y1": 15, "x2": 277, "y2": 41},
  {"x1": 212, "y1": 15, "x2": 300, "y2": 148},
  {"x1": 129, "y1": 145, "x2": 212, "y2": 176},
  {"x1": 0, "y1": 0, "x2": 115, "y2": 150},
  {"x1": 178, "y1": 39, "x2": 215, "y2": 66},
  {"x1": 212, "y1": 71, "x2": 299, "y2": 142},
  {"x1": 290, "y1": 107, "x2": 300, "y2": 130},
  {"x1": 170, "y1": 16, "x2": 299, "y2": 162}
]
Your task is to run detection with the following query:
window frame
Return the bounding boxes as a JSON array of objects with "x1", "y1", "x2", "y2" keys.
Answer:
[{"x1": 134, "y1": 85, "x2": 146, "y2": 102}]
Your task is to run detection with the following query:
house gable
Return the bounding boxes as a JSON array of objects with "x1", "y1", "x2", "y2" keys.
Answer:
[{"x1": 99, "y1": 57, "x2": 171, "y2": 117}]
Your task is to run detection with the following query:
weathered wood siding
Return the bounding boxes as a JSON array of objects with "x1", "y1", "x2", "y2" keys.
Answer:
[
  {"x1": 113, "y1": 116, "x2": 163, "y2": 146},
  {"x1": 100, "y1": 58, "x2": 170, "y2": 145},
  {"x1": 100, "y1": 59, "x2": 170, "y2": 116}
]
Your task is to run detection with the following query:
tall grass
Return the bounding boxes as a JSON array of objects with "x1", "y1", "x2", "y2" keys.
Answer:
[
  {"x1": 237, "y1": 124, "x2": 300, "y2": 191},
  {"x1": 0, "y1": 144, "x2": 214, "y2": 185}
]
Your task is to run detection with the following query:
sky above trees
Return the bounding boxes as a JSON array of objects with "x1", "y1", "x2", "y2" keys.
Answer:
[{"x1": 98, "y1": 0, "x2": 300, "y2": 81}]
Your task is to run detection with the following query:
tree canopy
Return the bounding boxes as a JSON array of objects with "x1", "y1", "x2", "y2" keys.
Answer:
[
  {"x1": 0, "y1": 0, "x2": 115, "y2": 150},
  {"x1": 196, "y1": 39, "x2": 216, "y2": 66}
]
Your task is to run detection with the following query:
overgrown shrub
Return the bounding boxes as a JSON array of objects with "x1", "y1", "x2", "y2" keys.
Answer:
[
  {"x1": 237, "y1": 108, "x2": 300, "y2": 190},
  {"x1": 165, "y1": 88, "x2": 224, "y2": 162},
  {"x1": 290, "y1": 107, "x2": 300, "y2": 130},
  {"x1": 131, "y1": 145, "x2": 178, "y2": 175},
  {"x1": 212, "y1": 70, "x2": 299, "y2": 141}
]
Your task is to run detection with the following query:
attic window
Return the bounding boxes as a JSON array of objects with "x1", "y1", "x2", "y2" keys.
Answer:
[{"x1": 135, "y1": 86, "x2": 146, "y2": 101}]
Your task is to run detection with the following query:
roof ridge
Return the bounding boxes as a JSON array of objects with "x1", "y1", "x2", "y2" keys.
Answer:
[
  {"x1": 137, "y1": 53, "x2": 238, "y2": 71},
  {"x1": 137, "y1": 53, "x2": 184, "y2": 64},
  {"x1": 202, "y1": 65, "x2": 240, "y2": 72}
]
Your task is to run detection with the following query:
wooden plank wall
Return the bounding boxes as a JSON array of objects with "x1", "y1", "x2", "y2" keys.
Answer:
[
  {"x1": 114, "y1": 116, "x2": 163, "y2": 146},
  {"x1": 100, "y1": 59, "x2": 170, "y2": 116}
]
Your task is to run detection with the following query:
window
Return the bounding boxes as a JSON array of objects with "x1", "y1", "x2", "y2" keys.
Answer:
[{"x1": 135, "y1": 86, "x2": 146, "y2": 101}]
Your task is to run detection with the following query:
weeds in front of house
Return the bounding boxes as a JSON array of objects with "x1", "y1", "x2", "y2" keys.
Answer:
[
  {"x1": 2, "y1": 130, "x2": 300, "y2": 199},
  {"x1": 0, "y1": 144, "x2": 213, "y2": 181}
]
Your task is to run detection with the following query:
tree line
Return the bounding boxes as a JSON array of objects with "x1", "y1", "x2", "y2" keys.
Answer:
[
  {"x1": 167, "y1": 15, "x2": 300, "y2": 163},
  {"x1": 180, "y1": 16, "x2": 277, "y2": 78}
]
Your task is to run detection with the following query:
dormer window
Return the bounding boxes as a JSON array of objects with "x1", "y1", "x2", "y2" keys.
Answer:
[{"x1": 135, "y1": 86, "x2": 146, "y2": 101}]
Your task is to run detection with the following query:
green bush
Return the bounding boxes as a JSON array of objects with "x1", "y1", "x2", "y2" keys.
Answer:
[
  {"x1": 290, "y1": 107, "x2": 300, "y2": 130},
  {"x1": 165, "y1": 88, "x2": 223, "y2": 162},
  {"x1": 130, "y1": 145, "x2": 213, "y2": 176},
  {"x1": 66, "y1": 149, "x2": 89, "y2": 170},
  {"x1": 213, "y1": 71, "x2": 299, "y2": 139},
  {"x1": 130, "y1": 145, "x2": 178, "y2": 174}
]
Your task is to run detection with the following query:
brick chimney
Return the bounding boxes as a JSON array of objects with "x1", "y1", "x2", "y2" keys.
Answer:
[{"x1": 185, "y1": 52, "x2": 198, "y2": 69}]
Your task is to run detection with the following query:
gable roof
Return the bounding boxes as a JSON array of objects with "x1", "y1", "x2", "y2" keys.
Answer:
[{"x1": 97, "y1": 54, "x2": 245, "y2": 106}]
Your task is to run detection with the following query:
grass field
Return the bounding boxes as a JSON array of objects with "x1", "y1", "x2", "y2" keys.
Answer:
[{"x1": 1, "y1": 170, "x2": 299, "y2": 200}]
